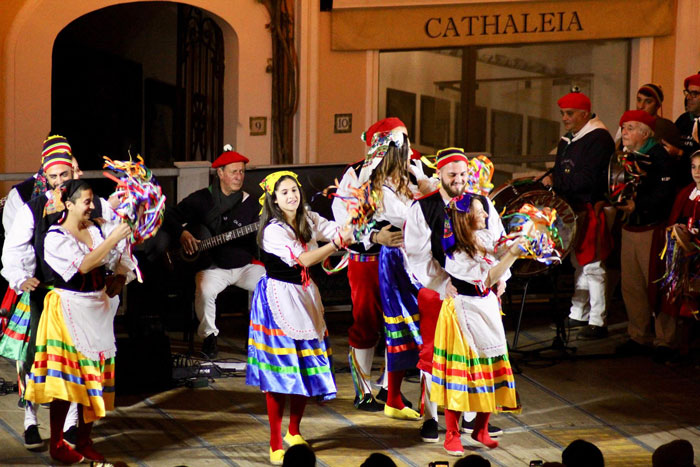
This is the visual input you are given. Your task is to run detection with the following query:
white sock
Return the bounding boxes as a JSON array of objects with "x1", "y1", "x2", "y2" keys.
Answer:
[
  {"x1": 350, "y1": 346, "x2": 375, "y2": 395},
  {"x1": 463, "y1": 411, "x2": 476, "y2": 423},
  {"x1": 381, "y1": 349, "x2": 388, "y2": 389},
  {"x1": 421, "y1": 370, "x2": 438, "y2": 421},
  {"x1": 63, "y1": 403, "x2": 79, "y2": 432},
  {"x1": 23, "y1": 374, "x2": 38, "y2": 430},
  {"x1": 24, "y1": 402, "x2": 38, "y2": 430}
]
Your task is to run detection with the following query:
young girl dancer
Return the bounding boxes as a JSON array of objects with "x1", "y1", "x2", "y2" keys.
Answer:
[
  {"x1": 24, "y1": 180, "x2": 135, "y2": 464},
  {"x1": 246, "y1": 171, "x2": 354, "y2": 465},
  {"x1": 430, "y1": 193, "x2": 525, "y2": 456}
]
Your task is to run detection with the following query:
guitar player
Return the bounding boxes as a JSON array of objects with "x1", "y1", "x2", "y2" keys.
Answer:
[{"x1": 163, "y1": 148, "x2": 264, "y2": 358}]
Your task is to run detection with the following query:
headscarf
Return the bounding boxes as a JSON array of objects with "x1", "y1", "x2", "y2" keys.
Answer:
[{"x1": 258, "y1": 170, "x2": 301, "y2": 212}]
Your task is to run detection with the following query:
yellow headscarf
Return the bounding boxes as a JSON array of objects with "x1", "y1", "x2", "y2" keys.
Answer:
[{"x1": 258, "y1": 170, "x2": 301, "y2": 212}]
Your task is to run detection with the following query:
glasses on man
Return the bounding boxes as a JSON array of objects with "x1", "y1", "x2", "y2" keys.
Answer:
[{"x1": 683, "y1": 89, "x2": 700, "y2": 98}]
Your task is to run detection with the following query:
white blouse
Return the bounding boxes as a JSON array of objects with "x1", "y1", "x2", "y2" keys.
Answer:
[{"x1": 261, "y1": 212, "x2": 340, "y2": 341}]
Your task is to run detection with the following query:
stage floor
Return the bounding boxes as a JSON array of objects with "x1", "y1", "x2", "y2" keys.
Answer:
[{"x1": 1, "y1": 299, "x2": 699, "y2": 466}]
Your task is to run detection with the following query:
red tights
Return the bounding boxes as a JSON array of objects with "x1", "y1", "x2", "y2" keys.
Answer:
[{"x1": 265, "y1": 392, "x2": 308, "y2": 450}]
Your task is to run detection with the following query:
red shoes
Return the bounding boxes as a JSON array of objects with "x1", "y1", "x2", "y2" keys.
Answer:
[
  {"x1": 77, "y1": 439, "x2": 106, "y2": 462},
  {"x1": 50, "y1": 439, "x2": 85, "y2": 465},
  {"x1": 443, "y1": 430, "x2": 464, "y2": 456}
]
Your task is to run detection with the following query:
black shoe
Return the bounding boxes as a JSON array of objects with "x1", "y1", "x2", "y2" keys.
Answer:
[
  {"x1": 461, "y1": 418, "x2": 503, "y2": 437},
  {"x1": 549, "y1": 317, "x2": 588, "y2": 330},
  {"x1": 577, "y1": 325, "x2": 608, "y2": 340},
  {"x1": 420, "y1": 418, "x2": 439, "y2": 443},
  {"x1": 63, "y1": 425, "x2": 77, "y2": 448},
  {"x1": 615, "y1": 339, "x2": 651, "y2": 356},
  {"x1": 24, "y1": 424, "x2": 43, "y2": 450},
  {"x1": 652, "y1": 346, "x2": 676, "y2": 364},
  {"x1": 353, "y1": 393, "x2": 384, "y2": 412},
  {"x1": 201, "y1": 334, "x2": 218, "y2": 359},
  {"x1": 375, "y1": 387, "x2": 413, "y2": 409}
]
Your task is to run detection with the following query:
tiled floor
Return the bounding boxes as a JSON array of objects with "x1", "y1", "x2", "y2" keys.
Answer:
[{"x1": 1, "y1": 294, "x2": 699, "y2": 466}]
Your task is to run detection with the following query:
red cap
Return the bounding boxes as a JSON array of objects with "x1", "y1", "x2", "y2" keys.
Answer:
[
  {"x1": 619, "y1": 110, "x2": 656, "y2": 131},
  {"x1": 410, "y1": 148, "x2": 421, "y2": 160},
  {"x1": 683, "y1": 74, "x2": 700, "y2": 89},
  {"x1": 212, "y1": 150, "x2": 249, "y2": 168},
  {"x1": 436, "y1": 147, "x2": 468, "y2": 169},
  {"x1": 557, "y1": 92, "x2": 591, "y2": 112},
  {"x1": 363, "y1": 117, "x2": 406, "y2": 146}
]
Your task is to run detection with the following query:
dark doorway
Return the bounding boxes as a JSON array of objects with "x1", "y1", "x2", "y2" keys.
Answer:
[{"x1": 51, "y1": 2, "x2": 225, "y2": 170}]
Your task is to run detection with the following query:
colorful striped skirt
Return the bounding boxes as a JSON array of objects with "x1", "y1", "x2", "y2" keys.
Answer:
[
  {"x1": 0, "y1": 292, "x2": 31, "y2": 363},
  {"x1": 378, "y1": 246, "x2": 421, "y2": 372},
  {"x1": 246, "y1": 276, "x2": 336, "y2": 400},
  {"x1": 24, "y1": 290, "x2": 115, "y2": 424},
  {"x1": 430, "y1": 297, "x2": 518, "y2": 413}
]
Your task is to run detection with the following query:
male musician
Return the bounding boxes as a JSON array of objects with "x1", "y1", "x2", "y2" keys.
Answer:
[
  {"x1": 1, "y1": 136, "x2": 104, "y2": 454},
  {"x1": 404, "y1": 148, "x2": 505, "y2": 444},
  {"x1": 164, "y1": 148, "x2": 264, "y2": 359},
  {"x1": 615, "y1": 110, "x2": 676, "y2": 361},
  {"x1": 332, "y1": 118, "x2": 405, "y2": 412},
  {"x1": 675, "y1": 73, "x2": 700, "y2": 155},
  {"x1": 544, "y1": 90, "x2": 615, "y2": 340}
]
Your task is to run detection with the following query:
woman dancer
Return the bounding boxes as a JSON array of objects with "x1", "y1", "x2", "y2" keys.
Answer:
[
  {"x1": 24, "y1": 179, "x2": 135, "y2": 464},
  {"x1": 431, "y1": 193, "x2": 524, "y2": 456},
  {"x1": 361, "y1": 127, "x2": 427, "y2": 421},
  {"x1": 246, "y1": 171, "x2": 354, "y2": 465}
]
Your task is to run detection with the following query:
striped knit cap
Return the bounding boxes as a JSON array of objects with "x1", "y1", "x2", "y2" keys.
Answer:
[{"x1": 41, "y1": 135, "x2": 72, "y2": 171}]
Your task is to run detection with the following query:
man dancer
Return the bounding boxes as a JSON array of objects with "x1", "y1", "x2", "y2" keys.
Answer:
[
  {"x1": 331, "y1": 118, "x2": 404, "y2": 411},
  {"x1": 544, "y1": 90, "x2": 615, "y2": 340},
  {"x1": 163, "y1": 147, "x2": 264, "y2": 358},
  {"x1": 404, "y1": 148, "x2": 505, "y2": 443},
  {"x1": 1, "y1": 136, "x2": 101, "y2": 452}
]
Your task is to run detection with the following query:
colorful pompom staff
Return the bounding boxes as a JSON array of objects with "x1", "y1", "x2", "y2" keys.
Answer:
[
  {"x1": 657, "y1": 225, "x2": 700, "y2": 317},
  {"x1": 495, "y1": 203, "x2": 563, "y2": 265},
  {"x1": 103, "y1": 155, "x2": 166, "y2": 245},
  {"x1": 319, "y1": 179, "x2": 376, "y2": 274}
]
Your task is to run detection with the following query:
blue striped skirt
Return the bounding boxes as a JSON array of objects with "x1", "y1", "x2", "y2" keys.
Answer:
[{"x1": 246, "y1": 276, "x2": 337, "y2": 400}]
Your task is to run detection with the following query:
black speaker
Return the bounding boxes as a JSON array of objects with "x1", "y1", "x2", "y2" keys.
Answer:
[{"x1": 115, "y1": 333, "x2": 173, "y2": 395}]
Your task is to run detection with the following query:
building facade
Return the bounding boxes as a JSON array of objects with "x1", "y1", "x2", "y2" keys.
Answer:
[{"x1": 1, "y1": 0, "x2": 698, "y2": 175}]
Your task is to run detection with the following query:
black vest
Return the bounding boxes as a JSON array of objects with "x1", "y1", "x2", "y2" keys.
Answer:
[
  {"x1": 27, "y1": 195, "x2": 61, "y2": 284},
  {"x1": 261, "y1": 250, "x2": 303, "y2": 285},
  {"x1": 12, "y1": 176, "x2": 36, "y2": 204},
  {"x1": 417, "y1": 191, "x2": 447, "y2": 268}
]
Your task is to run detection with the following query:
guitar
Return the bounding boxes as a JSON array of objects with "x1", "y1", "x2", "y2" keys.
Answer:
[{"x1": 165, "y1": 221, "x2": 260, "y2": 272}]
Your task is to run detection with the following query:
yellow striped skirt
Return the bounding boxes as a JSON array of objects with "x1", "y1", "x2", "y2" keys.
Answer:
[
  {"x1": 430, "y1": 297, "x2": 519, "y2": 413},
  {"x1": 24, "y1": 290, "x2": 115, "y2": 423}
]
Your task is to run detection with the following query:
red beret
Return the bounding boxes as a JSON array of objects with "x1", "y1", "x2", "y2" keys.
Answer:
[
  {"x1": 683, "y1": 74, "x2": 700, "y2": 89},
  {"x1": 557, "y1": 92, "x2": 591, "y2": 112},
  {"x1": 436, "y1": 147, "x2": 469, "y2": 169},
  {"x1": 363, "y1": 117, "x2": 406, "y2": 146},
  {"x1": 212, "y1": 150, "x2": 249, "y2": 168},
  {"x1": 619, "y1": 110, "x2": 656, "y2": 131}
]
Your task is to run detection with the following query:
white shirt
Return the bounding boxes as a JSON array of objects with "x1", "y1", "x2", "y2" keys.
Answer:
[{"x1": 404, "y1": 193, "x2": 505, "y2": 298}]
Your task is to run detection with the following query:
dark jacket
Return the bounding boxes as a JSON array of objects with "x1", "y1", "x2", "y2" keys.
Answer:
[
  {"x1": 553, "y1": 119, "x2": 615, "y2": 212},
  {"x1": 163, "y1": 186, "x2": 259, "y2": 269},
  {"x1": 625, "y1": 142, "x2": 675, "y2": 228}
]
